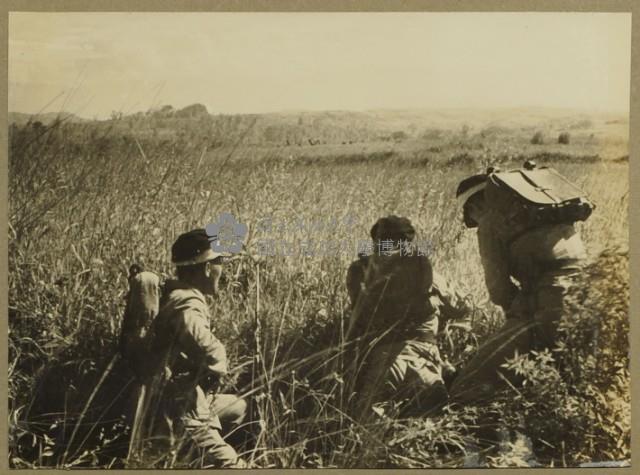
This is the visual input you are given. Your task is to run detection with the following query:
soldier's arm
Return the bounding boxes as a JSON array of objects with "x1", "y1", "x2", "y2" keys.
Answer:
[
  {"x1": 179, "y1": 308, "x2": 229, "y2": 378},
  {"x1": 477, "y1": 221, "x2": 518, "y2": 311},
  {"x1": 345, "y1": 257, "x2": 371, "y2": 341},
  {"x1": 346, "y1": 258, "x2": 366, "y2": 308}
]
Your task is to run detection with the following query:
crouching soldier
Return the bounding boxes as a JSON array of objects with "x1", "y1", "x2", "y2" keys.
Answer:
[
  {"x1": 451, "y1": 163, "x2": 591, "y2": 404},
  {"x1": 141, "y1": 229, "x2": 247, "y2": 468},
  {"x1": 346, "y1": 216, "x2": 469, "y2": 421}
]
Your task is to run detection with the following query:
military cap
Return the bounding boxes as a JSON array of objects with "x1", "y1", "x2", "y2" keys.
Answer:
[
  {"x1": 172, "y1": 228, "x2": 222, "y2": 266},
  {"x1": 370, "y1": 215, "x2": 416, "y2": 242}
]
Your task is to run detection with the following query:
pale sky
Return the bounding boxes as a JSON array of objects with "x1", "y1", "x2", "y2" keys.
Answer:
[{"x1": 9, "y1": 12, "x2": 632, "y2": 118}]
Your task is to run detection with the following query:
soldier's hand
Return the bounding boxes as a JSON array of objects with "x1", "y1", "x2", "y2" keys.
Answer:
[
  {"x1": 441, "y1": 360, "x2": 458, "y2": 389},
  {"x1": 441, "y1": 359, "x2": 457, "y2": 377},
  {"x1": 200, "y1": 373, "x2": 221, "y2": 394},
  {"x1": 163, "y1": 366, "x2": 173, "y2": 381}
]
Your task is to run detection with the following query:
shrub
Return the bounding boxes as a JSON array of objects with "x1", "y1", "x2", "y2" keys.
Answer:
[
  {"x1": 391, "y1": 131, "x2": 408, "y2": 142},
  {"x1": 530, "y1": 132, "x2": 544, "y2": 145},
  {"x1": 558, "y1": 132, "x2": 571, "y2": 144},
  {"x1": 498, "y1": 248, "x2": 630, "y2": 466}
]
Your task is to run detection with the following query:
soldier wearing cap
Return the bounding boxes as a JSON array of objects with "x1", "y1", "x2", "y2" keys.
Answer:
[
  {"x1": 145, "y1": 229, "x2": 246, "y2": 468},
  {"x1": 346, "y1": 216, "x2": 469, "y2": 420},
  {"x1": 451, "y1": 169, "x2": 587, "y2": 403}
]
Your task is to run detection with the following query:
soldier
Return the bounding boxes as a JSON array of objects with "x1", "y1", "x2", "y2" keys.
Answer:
[
  {"x1": 451, "y1": 167, "x2": 588, "y2": 404},
  {"x1": 142, "y1": 229, "x2": 247, "y2": 468},
  {"x1": 346, "y1": 216, "x2": 469, "y2": 421}
]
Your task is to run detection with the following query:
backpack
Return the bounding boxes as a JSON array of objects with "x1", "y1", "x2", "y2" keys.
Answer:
[
  {"x1": 119, "y1": 265, "x2": 162, "y2": 379},
  {"x1": 484, "y1": 161, "x2": 595, "y2": 231}
]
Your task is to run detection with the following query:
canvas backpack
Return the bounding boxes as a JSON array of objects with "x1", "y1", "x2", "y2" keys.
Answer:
[
  {"x1": 118, "y1": 265, "x2": 180, "y2": 462},
  {"x1": 119, "y1": 264, "x2": 162, "y2": 379},
  {"x1": 484, "y1": 160, "x2": 595, "y2": 233}
]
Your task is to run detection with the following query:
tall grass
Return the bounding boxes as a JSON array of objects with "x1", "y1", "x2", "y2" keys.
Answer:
[{"x1": 8, "y1": 117, "x2": 629, "y2": 468}]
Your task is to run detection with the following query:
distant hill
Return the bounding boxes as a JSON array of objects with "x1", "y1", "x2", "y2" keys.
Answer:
[
  {"x1": 9, "y1": 106, "x2": 628, "y2": 148},
  {"x1": 175, "y1": 103, "x2": 209, "y2": 118},
  {"x1": 9, "y1": 111, "x2": 87, "y2": 125}
]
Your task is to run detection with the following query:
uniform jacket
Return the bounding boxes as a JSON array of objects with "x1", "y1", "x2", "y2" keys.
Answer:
[
  {"x1": 476, "y1": 208, "x2": 586, "y2": 313},
  {"x1": 148, "y1": 280, "x2": 228, "y2": 428},
  {"x1": 346, "y1": 251, "x2": 469, "y2": 346}
]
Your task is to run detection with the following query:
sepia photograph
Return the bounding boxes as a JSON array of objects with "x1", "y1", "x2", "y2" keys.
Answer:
[{"x1": 7, "y1": 8, "x2": 632, "y2": 470}]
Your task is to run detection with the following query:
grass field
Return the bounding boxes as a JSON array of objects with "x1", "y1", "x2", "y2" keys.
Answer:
[{"x1": 8, "y1": 109, "x2": 629, "y2": 468}]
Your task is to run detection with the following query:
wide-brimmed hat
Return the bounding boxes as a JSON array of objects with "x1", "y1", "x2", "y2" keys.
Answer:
[{"x1": 171, "y1": 228, "x2": 223, "y2": 266}]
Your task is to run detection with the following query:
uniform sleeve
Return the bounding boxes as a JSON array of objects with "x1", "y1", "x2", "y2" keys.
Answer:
[
  {"x1": 178, "y1": 308, "x2": 229, "y2": 377},
  {"x1": 346, "y1": 258, "x2": 373, "y2": 340},
  {"x1": 477, "y1": 219, "x2": 519, "y2": 311},
  {"x1": 346, "y1": 258, "x2": 367, "y2": 308}
]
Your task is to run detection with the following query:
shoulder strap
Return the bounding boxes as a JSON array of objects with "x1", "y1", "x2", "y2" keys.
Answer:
[
  {"x1": 418, "y1": 254, "x2": 433, "y2": 295},
  {"x1": 519, "y1": 169, "x2": 561, "y2": 203}
]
